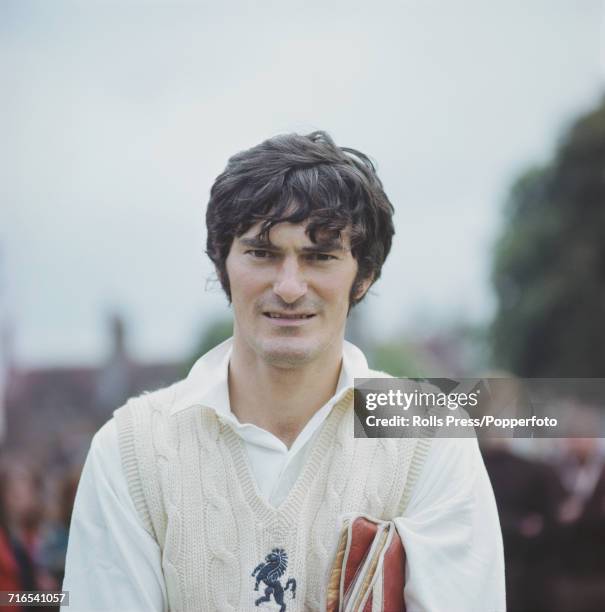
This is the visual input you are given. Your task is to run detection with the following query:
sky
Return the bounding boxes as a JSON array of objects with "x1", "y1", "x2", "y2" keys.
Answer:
[{"x1": 2, "y1": 0, "x2": 604, "y2": 366}]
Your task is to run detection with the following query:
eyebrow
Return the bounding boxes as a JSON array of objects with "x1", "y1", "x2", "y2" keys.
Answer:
[{"x1": 238, "y1": 236, "x2": 347, "y2": 252}]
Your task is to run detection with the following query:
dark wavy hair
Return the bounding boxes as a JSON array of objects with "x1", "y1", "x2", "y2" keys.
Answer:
[{"x1": 205, "y1": 131, "x2": 395, "y2": 308}]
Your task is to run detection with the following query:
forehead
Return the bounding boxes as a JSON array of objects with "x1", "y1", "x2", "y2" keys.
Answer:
[{"x1": 237, "y1": 221, "x2": 351, "y2": 249}]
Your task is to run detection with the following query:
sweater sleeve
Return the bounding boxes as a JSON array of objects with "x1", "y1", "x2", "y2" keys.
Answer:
[
  {"x1": 62, "y1": 419, "x2": 168, "y2": 612},
  {"x1": 394, "y1": 436, "x2": 506, "y2": 612}
]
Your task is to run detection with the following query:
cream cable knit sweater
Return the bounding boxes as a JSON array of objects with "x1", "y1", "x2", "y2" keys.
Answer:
[{"x1": 114, "y1": 379, "x2": 430, "y2": 612}]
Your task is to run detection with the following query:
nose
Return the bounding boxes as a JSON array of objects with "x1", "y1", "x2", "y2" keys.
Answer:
[{"x1": 273, "y1": 257, "x2": 307, "y2": 303}]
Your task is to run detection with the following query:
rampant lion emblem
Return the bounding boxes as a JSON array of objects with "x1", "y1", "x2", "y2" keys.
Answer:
[{"x1": 251, "y1": 547, "x2": 297, "y2": 611}]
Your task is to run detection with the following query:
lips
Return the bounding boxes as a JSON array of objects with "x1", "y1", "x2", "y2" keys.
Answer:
[{"x1": 263, "y1": 312, "x2": 315, "y2": 319}]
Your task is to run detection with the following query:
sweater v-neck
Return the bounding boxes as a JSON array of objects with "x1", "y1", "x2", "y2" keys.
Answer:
[{"x1": 219, "y1": 388, "x2": 354, "y2": 526}]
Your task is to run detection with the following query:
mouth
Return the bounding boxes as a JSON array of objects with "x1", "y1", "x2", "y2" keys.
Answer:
[
  {"x1": 262, "y1": 312, "x2": 316, "y2": 325},
  {"x1": 263, "y1": 312, "x2": 315, "y2": 319}
]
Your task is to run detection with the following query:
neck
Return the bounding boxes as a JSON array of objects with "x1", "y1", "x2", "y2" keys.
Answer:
[{"x1": 228, "y1": 338, "x2": 344, "y2": 448}]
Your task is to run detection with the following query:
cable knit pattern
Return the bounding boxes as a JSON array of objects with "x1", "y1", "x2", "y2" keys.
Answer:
[
  {"x1": 113, "y1": 377, "x2": 429, "y2": 612},
  {"x1": 308, "y1": 394, "x2": 354, "y2": 610}
]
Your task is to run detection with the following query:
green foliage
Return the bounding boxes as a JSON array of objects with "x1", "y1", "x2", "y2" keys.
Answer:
[
  {"x1": 182, "y1": 317, "x2": 233, "y2": 376},
  {"x1": 491, "y1": 97, "x2": 605, "y2": 376},
  {"x1": 371, "y1": 341, "x2": 430, "y2": 377}
]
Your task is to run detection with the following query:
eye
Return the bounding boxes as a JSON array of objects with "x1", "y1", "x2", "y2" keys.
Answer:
[
  {"x1": 246, "y1": 249, "x2": 275, "y2": 259},
  {"x1": 306, "y1": 253, "x2": 337, "y2": 262}
]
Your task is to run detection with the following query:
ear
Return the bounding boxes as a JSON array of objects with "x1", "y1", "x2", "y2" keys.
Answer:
[{"x1": 353, "y1": 274, "x2": 374, "y2": 301}]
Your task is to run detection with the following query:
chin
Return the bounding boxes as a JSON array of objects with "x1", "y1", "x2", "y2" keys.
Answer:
[{"x1": 257, "y1": 337, "x2": 322, "y2": 368}]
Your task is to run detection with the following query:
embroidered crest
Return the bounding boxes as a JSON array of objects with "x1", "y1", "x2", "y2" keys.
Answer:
[{"x1": 251, "y1": 547, "x2": 297, "y2": 611}]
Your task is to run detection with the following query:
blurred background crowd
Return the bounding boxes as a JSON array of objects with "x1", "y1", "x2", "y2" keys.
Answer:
[{"x1": 3, "y1": 1, "x2": 605, "y2": 610}]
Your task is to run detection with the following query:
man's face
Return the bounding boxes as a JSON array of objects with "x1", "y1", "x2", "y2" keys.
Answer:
[{"x1": 225, "y1": 221, "x2": 368, "y2": 368}]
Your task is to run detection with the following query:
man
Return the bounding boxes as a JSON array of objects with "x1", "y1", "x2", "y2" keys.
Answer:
[{"x1": 64, "y1": 131, "x2": 505, "y2": 611}]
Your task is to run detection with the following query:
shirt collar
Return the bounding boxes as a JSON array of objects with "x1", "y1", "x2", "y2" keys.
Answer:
[{"x1": 169, "y1": 336, "x2": 369, "y2": 417}]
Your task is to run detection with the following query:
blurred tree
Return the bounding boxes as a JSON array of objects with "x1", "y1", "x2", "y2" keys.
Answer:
[
  {"x1": 491, "y1": 97, "x2": 605, "y2": 376},
  {"x1": 371, "y1": 340, "x2": 431, "y2": 377},
  {"x1": 183, "y1": 317, "x2": 233, "y2": 376}
]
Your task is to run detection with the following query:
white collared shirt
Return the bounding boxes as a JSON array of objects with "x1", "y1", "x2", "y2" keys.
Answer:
[{"x1": 63, "y1": 339, "x2": 505, "y2": 612}]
